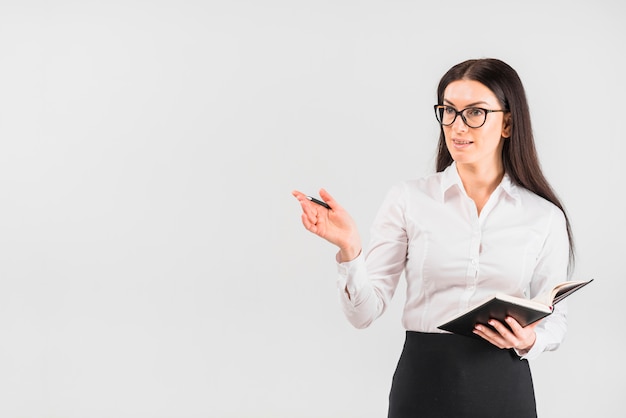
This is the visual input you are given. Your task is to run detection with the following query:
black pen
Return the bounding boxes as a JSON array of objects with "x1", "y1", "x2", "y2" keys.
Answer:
[{"x1": 306, "y1": 195, "x2": 331, "y2": 209}]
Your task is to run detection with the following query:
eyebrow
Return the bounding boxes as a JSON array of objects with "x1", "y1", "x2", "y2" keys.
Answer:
[{"x1": 443, "y1": 99, "x2": 491, "y2": 107}]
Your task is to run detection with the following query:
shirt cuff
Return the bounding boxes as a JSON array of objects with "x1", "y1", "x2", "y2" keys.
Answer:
[{"x1": 336, "y1": 250, "x2": 365, "y2": 303}]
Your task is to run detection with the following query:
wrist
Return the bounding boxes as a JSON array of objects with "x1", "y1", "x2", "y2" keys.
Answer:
[
  {"x1": 339, "y1": 245, "x2": 361, "y2": 262},
  {"x1": 518, "y1": 333, "x2": 537, "y2": 353}
]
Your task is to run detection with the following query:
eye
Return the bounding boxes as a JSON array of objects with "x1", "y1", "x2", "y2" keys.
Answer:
[
  {"x1": 444, "y1": 106, "x2": 457, "y2": 115},
  {"x1": 466, "y1": 108, "x2": 485, "y2": 117}
]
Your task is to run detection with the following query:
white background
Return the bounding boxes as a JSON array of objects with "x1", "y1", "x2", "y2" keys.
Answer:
[{"x1": 0, "y1": 1, "x2": 624, "y2": 417}]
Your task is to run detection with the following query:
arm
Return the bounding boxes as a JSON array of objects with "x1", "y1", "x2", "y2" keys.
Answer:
[
  {"x1": 293, "y1": 185, "x2": 408, "y2": 329},
  {"x1": 518, "y1": 207, "x2": 570, "y2": 359},
  {"x1": 336, "y1": 185, "x2": 408, "y2": 328}
]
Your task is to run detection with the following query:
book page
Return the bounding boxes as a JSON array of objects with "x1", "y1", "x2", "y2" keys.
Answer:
[{"x1": 531, "y1": 280, "x2": 593, "y2": 307}]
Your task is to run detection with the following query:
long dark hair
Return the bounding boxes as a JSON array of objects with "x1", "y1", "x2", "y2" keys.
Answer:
[{"x1": 435, "y1": 58, "x2": 575, "y2": 273}]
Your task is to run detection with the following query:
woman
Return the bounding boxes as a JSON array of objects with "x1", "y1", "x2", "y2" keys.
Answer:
[{"x1": 292, "y1": 58, "x2": 574, "y2": 417}]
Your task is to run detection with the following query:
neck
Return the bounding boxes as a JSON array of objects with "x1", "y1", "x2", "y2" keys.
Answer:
[{"x1": 456, "y1": 162, "x2": 505, "y2": 214}]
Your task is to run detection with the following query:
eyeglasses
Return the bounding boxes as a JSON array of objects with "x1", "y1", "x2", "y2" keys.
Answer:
[{"x1": 434, "y1": 105, "x2": 507, "y2": 128}]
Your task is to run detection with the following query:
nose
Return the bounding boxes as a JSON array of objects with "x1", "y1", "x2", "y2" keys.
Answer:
[{"x1": 450, "y1": 113, "x2": 468, "y2": 132}]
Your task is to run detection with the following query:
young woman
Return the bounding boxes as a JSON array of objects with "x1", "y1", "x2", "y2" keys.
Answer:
[{"x1": 292, "y1": 58, "x2": 574, "y2": 418}]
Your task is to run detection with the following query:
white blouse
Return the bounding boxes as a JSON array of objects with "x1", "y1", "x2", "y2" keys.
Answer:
[{"x1": 336, "y1": 163, "x2": 570, "y2": 360}]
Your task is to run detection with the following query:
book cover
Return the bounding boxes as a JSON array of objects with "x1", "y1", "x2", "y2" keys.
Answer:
[{"x1": 437, "y1": 279, "x2": 593, "y2": 338}]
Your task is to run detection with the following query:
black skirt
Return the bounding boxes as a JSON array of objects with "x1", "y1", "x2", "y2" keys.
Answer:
[{"x1": 388, "y1": 331, "x2": 537, "y2": 418}]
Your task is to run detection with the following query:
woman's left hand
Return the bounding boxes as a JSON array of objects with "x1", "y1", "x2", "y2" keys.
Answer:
[{"x1": 473, "y1": 316, "x2": 538, "y2": 353}]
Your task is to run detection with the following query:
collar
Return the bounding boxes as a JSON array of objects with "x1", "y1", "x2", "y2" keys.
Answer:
[{"x1": 439, "y1": 162, "x2": 521, "y2": 204}]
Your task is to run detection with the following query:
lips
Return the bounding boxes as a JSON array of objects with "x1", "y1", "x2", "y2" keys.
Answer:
[{"x1": 452, "y1": 138, "x2": 473, "y2": 147}]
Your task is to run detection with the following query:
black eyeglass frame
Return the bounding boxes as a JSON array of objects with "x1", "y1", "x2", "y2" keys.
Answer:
[{"x1": 433, "y1": 105, "x2": 507, "y2": 128}]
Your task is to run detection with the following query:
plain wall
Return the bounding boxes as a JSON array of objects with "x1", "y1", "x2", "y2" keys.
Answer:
[{"x1": 0, "y1": 1, "x2": 623, "y2": 417}]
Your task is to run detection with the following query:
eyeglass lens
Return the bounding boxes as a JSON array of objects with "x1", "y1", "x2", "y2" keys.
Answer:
[{"x1": 436, "y1": 106, "x2": 486, "y2": 128}]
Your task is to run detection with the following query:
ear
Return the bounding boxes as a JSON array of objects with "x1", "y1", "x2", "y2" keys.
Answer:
[{"x1": 501, "y1": 113, "x2": 512, "y2": 139}]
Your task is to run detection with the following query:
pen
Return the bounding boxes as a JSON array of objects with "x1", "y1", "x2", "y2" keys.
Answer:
[{"x1": 306, "y1": 195, "x2": 331, "y2": 209}]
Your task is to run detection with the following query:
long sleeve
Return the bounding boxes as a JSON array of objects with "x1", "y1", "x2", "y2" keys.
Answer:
[
  {"x1": 330, "y1": 165, "x2": 573, "y2": 360},
  {"x1": 336, "y1": 184, "x2": 408, "y2": 329},
  {"x1": 336, "y1": 253, "x2": 382, "y2": 329},
  {"x1": 517, "y1": 206, "x2": 570, "y2": 360}
]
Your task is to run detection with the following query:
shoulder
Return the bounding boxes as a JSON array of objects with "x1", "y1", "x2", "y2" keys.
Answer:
[
  {"x1": 513, "y1": 186, "x2": 566, "y2": 227},
  {"x1": 378, "y1": 171, "x2": 444, "y2": 213},
  {"x1": 516, "y1": 186, "x2": 562, "y2": 212},
  {"x1": 394, "y1": 171, "x2": 445, "y2": 196}
]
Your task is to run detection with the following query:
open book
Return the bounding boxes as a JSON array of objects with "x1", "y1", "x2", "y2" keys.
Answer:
[{"x1": 438, "y1": 279, "x2": 594, "y2": 338}]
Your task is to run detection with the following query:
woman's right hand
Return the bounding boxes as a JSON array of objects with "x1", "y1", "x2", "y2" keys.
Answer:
[{"x1": 292, "y1": 188, "x2": 362, "y2": 262}]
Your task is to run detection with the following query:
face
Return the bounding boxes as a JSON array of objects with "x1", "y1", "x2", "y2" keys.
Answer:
[{"x1": 442, "y1": 79, "x2": 511, "y2": 171}]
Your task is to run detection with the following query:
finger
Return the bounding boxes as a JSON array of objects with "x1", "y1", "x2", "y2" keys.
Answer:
[
  {"x1": 473, "y1": 329, "x2": 498, "y2": 348},
  {"x1": 292, "y1": 189, "x2": 306, "y2": 200},
  {"x1": 504, "y1": 316, "x2": 525, "y2": 334},
  {"x1": 474, "y1": 323, "x2": 498, "y2": 339},
  {"x1": 319, "y1": 188, "x2": 339, "y2": 210},
  {"x1": 302, "y1": 207, "x2": 318, "y2": 226},
  {"x1": 292, "y1": 190, "x2": 312, "y2": 205},
  {"x1": 474, "y1": 323, "x2": 507, "y2": 349},
  {"x1": 488, "y1": 319, "x2": 512, "y2": 336},
  {"x1": 292, "y1": 190, "x2": 320, "y2": 219},
  {"x1": 490, "y1": 319, "x2": 533, "y2": 350},
  {"x1": 488, "y1": 319, "x2": 520, "y2": 346},
  {"x1": 473, "y1": 323, "x2": 494, "y2": 339},
  {"x1": 504, "y1": 317, "x2": 538, "y2": 351},
  {"x1": 301, "y1": 213, "x2": 319, "y2": 233}
]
